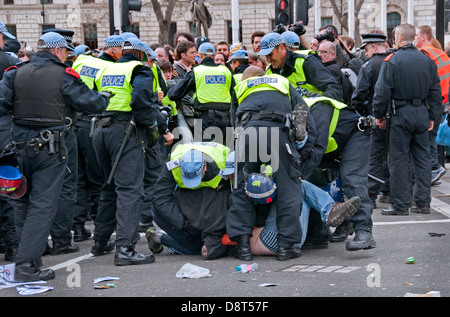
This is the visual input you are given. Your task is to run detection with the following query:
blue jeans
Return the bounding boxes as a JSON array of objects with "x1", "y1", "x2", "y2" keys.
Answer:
[{"x1": 263, "y1": 180, "x2": 335, "y2": 248}]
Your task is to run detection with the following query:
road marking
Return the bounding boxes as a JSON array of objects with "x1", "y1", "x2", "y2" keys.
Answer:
[
  {"x1": 281, "y1": 264, "x2": 362, "y2": 273},
  {"x1": 374, "y1": 219, "x2": 450, "y2": 225},
  {"x1": 47, "y1": 253, "x2": 93, "y2": 271}
]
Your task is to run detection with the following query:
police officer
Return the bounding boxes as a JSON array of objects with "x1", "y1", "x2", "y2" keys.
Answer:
[
  {"x1": 227, "y1": 49, "x2": 250, "y2": 84},
  {"x1": 350, "y1": 33, "x2": 391, "y2": 212},
  {"x1": 373, "y1": 24, "x2": 442, "y2": 215},
  {"x1": 300, "y1": 95, "x2": 376, "y2": 251},
  {"x1": 168, "y1": 42, "x2": 235, "y2": 141},
  {"x1": 258, "y1": 32, "x2": 343, "y2": 101},
  {"x1": 71, "y1": 35, "x2": 125, "y2": 242},
  {"x1": 92, "y1": 37, "x2": 159, "y2": 266},
  {"x1": 139, "y1": 43, "x2": 174, "y2": 234},
  {"x1": 0, "y1": 32, "x2": 110, "y2": 281},
  {"x1": 149, "y1": 142, "x2": 231, "y2": 260},
  {"x1": 227, "y1": 66, "x2": 307, "y2": 261},
  {"x1": 39, "y1": 28, "x2": 82, "y2": 255},
  {"x1": 0, "y1": 21, "x2": 20, "y2": 262}
]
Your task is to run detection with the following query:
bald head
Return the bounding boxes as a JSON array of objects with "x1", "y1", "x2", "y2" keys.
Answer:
[
  {"x1": 242, "y1": 65, "x2": 265, "y2": 81},
  {"x1": 318, "y1": 41, "x2": 336, "y2": 63}
]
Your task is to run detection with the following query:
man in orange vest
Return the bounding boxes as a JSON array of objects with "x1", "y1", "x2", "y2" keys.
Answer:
[{"x1": 415, "y1": 25, "x2": 449, "y2": 186}]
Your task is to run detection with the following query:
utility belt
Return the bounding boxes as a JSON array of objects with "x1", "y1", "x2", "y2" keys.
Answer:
[
  {"x1": 394, "y1": 99, "x2": 427, "y2": 109},
  {"x1": 96, "y1": 116, "x2": 159, "y2": 148},
  {"x1": 13, "y1": 129, "x2": 66, "y2": 161},
  {"x1": 96, "y1": 117, "x2": 129, "y2": 129},
  {"x1": 238, "y1": 110, "x2": 286, "y2": 127}
]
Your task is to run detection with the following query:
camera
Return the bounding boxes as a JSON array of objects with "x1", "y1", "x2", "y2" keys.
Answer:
[
  {"x1": 315, "y1": 27, "x2": 337, "y2": 42},
  {"x1": 273, "y1": 23, "x2": 286, "y2": 35},
  {"x1": 289, "y1": 20, "x2": 306, "y2": 36}
]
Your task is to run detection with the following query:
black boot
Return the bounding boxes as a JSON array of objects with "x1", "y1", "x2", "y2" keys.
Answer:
[
  {"x1": 346, "y1": 230, "x2": 376, "y2": 251},
  {"x1": 235, "y1": 235, "x2": 252, "y2": 261},
  {"x1": 330, "y1": 221, "x2": 354, "y2": 242},
  {"x1": 49, "y1": 242, "x2": 80, "y2": 255},
  {"x1": 276, "y1": 245, "x2": 302, "y2": 261},
  {"x1": 73, "y1": 226, "x2": 92, "y2": 242},
  {"x1": 114, "y1": 245, "x2": 155, "y2": 266},
  {"x1": 14, "y1": 261, "x2": 55, "y2": 282},
  {"x1": 91, "y1": 240, "x2": 115, "y2": 256}
]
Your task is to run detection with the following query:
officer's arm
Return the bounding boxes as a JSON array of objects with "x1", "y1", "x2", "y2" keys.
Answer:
[
  {"x1": 0, "y1": 69, "x2": 15, "y2": 115},
  {"x1": 350, "y1": 63, "x2": 372, "y2": 113},
  {"x1": 167, "y1": 70, "x2": 196, "y2": 101},
  {"x1": 372, "y1": 61, "x2": 393, "y2": 119},
  {"x1": 230, "y1": 92, "x2": 239, "y2": 127},
  {"x1": 130, "y1": 66, "x2": 159, "y2": 126},
  {"x1": 303, "y1": 55, "x2": 343, "y2": 101},
  {"x1": 305, "y1": 102, "x2": 333, "y2": 170},
  {"x1": 289, "y1": 84, "x2": 307, "y2": 109},
  {"x1": 61, "y1": 70, "x2": 109, "y2": 114},
  {"x1": 152, "y1": 164, "x2": 187, "y2": 230}
]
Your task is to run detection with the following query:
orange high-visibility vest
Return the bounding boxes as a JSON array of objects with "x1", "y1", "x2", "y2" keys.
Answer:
[{"x1": 420, "y1": 45, "x2": 450, "y2": 104}]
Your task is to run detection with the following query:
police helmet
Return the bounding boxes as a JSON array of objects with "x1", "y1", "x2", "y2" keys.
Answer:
[
  {"x1": 244, "y1": 165, "x2": 277, "y2": 205},
  {"x1": 0, "y1": 165, "x2": 27, "y2": 199}
]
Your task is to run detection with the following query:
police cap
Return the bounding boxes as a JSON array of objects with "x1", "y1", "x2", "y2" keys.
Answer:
[
  {"x1": 0, "y1": 21, "x2": 16, "y2": 40},
  {"x1": 360, "y1": 33, "x2": 387, "y2": 49},
  {"x1": 43, "y1": 28, "x2": 75, "y2": 50}
]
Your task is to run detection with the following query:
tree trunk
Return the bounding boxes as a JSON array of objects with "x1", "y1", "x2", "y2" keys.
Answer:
[
  {"x1": 328, "y1": 0, "x2": 365, "y2": 46},
  {"x1": 150, "y1": 0, "x2": 178, "y2": 45}
]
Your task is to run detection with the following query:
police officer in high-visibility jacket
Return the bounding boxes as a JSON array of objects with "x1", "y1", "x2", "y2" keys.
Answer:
[
  {"x1": 149, "y1": 142, "x2": 232, "y2": 260},
  {"x1": 92, "y1": 37, "x2": 160, "y2": 266},
  {"x1": 258, "y1": 32, "x2": 343, "y2": 101},
  {"x1": 228, "y1": 49, "x2": 250, "y2": 84},
  {"x1": 168, "y1": 42, "x2": 235, "y2": 141},
  {"x1": 227, "y1": 66, "x2": 309, "y2": 261},
  {"x1": 301, "y1": 95, "x2": 376, "y2": 252},
  {"x1": 71, "y1": 35, "x2": 125, "y2": 244}
]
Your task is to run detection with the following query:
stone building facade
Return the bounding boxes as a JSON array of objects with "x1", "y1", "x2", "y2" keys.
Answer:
[{"x1": 0, "y1": 0, "x2": 447, "y2": 51}]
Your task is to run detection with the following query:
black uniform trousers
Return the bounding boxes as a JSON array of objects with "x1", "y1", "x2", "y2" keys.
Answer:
[
  {"x1": 389, "y1": 105, "x2": 431, "y2": 210},
  {"x1": 92, "y1": 123, "x2": 146, "y2": 247},
  {"x1": 141, "y1": 138, "x2": 165, "y2": 226},
  {"x1": 11, "y1": 133, "x2": 67, "y2": 264},
  {"x1": 226, "y1": 124, "x2": 302, "y2": 248},
  {"x1": 368, "y1": 127, "x2": 390, "y2": 201},
  {"x1": 73, "y1": 118, "x2": 103, "y2": 226},
  {"x1": 50, "y1": 128, "x2": 77, "y2": 245},
  {"x1": 339, "y1": 130, "x2": 373, "y2": 232}
]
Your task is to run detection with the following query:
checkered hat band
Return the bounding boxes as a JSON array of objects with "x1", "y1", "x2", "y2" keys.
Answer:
[
  {"x1": 62, "y1": 35, "x2": 72, "y2": 41},
  {"x1": 363, "y1": 38, "x2": 385, "y2": 43},
  {"x1": 261, "y1": 38, "x2": 284, "y2": 50},
  {"x1": 37, "y1": 42, "x2": 66, "y2": 49},
  {"x1": 123, "y1": 44, "x2": 145, "y2": 52},
  {"x1": 105, "y1": 41, "x2": 123, "y2": 48},
  {"x1": 181, "y1": 162, "x2": 204, "y2": 179}
]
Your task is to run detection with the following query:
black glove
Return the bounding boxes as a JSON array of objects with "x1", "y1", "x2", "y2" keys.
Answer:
[
  {"x1": 182, "y1": 220, "x2": 200, "y2": 237},
  {"x1": 100, "y1": 90, "x2": 115, "y2": 99}
]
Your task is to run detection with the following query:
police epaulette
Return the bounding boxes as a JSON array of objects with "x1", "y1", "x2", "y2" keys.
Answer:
[
  {"x1": 65, "y1": 67, "x2": 80, "y2": 79},
  {"x1": 4, "y1": 59, "x2": 30, "y2": 72},
  {"x1": 383, "y1": 52, "x2": 395, "y2": 62}
]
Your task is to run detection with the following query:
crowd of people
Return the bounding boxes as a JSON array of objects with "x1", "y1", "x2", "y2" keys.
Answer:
[{"x1": 0, "y1": 19, "x2": 449, "y2": 282}]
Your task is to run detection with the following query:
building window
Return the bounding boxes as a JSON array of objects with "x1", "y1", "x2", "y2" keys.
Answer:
[
  {"x1": 41, "y1": 0, "x2": 53, "y2": 4},
  {"x1": 387, "y1": 12, "x2": 401, "y2": 42},
  {"x1": 189, "y1": 22, "x2": 197, "y2": 36},
  {"x1": 5, "y1": 25, "x2": 16, "y2": 38},
  {"x1": 83, "y1": 24, "x2": 98, "y2": 49},
  {"x1": 130, "y1": 23, "x2": 139, "y2": 39},
  {"x1": 4, "y1": 0, "x2": 14, "y2": 5},
  {"x1": 42, "y1": 24, "x2": 55, "y2": 32},
  {"x1": 227, "y1": 20, "x2": 242, "y2": 44},
  {"x1": 82, "y1": 0, "x2": 95, "y2": 3},
  {"x1": 321, "y1": 17, "x2": 333, "y2": 28}
]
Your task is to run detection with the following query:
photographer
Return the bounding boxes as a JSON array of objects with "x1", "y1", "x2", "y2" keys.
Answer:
[
  {"x1": 316, "y1": 25, "x2": 364, "y2": 75},
  {"x1": 273, "y1": 20, "x2": 311, "y2": 52}
]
